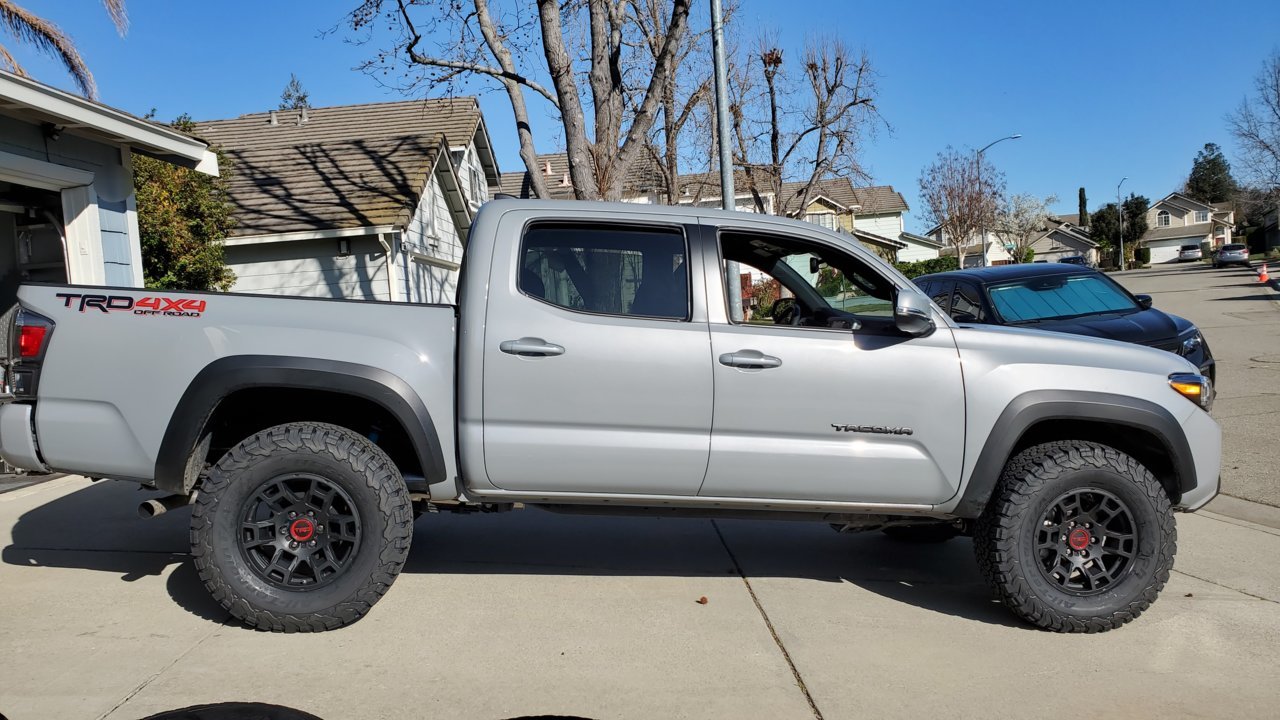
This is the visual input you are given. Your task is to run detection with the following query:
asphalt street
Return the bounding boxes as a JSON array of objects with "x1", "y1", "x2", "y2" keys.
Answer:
[{"x1": 0, "y1": 262, "x2": 1277, "y2": 720}]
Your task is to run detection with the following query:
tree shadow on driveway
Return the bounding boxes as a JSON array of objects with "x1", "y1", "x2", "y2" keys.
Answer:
[{"x1": 3, "y1": 479, "x2": 1023, "y2": 630}]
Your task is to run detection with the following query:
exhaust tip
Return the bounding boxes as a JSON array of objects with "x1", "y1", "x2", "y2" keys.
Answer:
[{"x1": 138, "y1": 499, "x2": 167, "y2": 519}]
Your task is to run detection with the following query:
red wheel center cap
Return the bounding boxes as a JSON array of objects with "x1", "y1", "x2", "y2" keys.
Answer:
[
  {"x1": 1067, "y1": 527, "x2": 1091, "y2": 551},
  {"x1": 289, "y1": 518, "x2": 316, "y2": 542}
]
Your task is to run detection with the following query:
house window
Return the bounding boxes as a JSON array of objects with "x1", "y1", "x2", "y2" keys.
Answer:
[
  {"x1": 1157, "y1": 210, "x2": 1171, "y2": 227},
  {"x1": 805, "y1": 212, "x2": 836, "y2": 230},
  {"x1": 1195, "y1": 210, "x2": 1209, "y2": 223}
]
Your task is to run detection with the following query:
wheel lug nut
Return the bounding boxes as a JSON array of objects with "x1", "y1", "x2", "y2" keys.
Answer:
[
  {"x1": 308, "y1": 540, "x2": 317, "y2": 547},
  {"x1": 289, "y1": 511, "x2": 297, "y2": 518},
  {"x1": 307, "y1": 510, "x2": 314, "y2": 517},
  {"x1": 289, "y1": 541, "x2": 298, "y2": 549}
]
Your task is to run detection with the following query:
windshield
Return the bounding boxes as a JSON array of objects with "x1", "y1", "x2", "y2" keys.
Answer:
[{"x1": 987, "y1": 273, "x2": 1138, "y2": 323}]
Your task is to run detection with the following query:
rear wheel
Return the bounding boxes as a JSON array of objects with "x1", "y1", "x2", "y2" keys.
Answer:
[
  {"x1": 973, "y1": 440, "x2": 1175, "y2": 633},
  {"x1": 191, "y1": 422, "x2": 413, "y2": 632}
]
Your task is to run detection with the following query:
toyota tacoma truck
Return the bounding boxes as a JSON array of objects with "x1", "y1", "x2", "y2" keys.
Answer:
[{"x1": 0, "y1": 199, "x2": 1220, "y2": 633}]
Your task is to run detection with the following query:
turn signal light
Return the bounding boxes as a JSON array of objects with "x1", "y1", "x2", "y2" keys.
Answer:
[
  {"x1": 1169, "y1": 373, "x2": 1213, "y2": 411},
  {"x1": 18, "y1": 325, "x2": 48, "y2": 358}
]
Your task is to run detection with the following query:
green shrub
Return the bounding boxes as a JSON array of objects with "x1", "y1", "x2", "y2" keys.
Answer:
[
  {"x1": 894, "y1": 256, "x2": 959, "y2": 279},
  {"x1": 1135, "y1": 247, "x2": 1151, "y2": 265}
]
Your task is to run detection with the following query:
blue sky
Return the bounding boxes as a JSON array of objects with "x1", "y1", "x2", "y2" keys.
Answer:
[{"x1": 9, "y1": 0, "x2": 1280, "y2": 231}]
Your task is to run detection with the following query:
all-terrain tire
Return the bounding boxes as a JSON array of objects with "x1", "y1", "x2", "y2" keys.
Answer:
[
  {"x1": 190, "y1": 422, "x2": 413, "y2": 632},
  {"x1": 881, "y1": 524, "x2": 960, "y2": 543},
  {"x1": 973, "y1": 440, "x2": 1176, "y2": 633}
]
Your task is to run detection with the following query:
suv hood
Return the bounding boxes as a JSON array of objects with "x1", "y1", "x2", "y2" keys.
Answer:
[
  {"x1": 949, "y1": 321, "x2": 1197, "y2": 377},
  {"x1": 1018, "y1": 308, "x2": 1193, "y2": 348}
]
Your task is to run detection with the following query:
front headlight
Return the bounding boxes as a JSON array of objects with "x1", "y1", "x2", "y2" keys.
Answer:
[
  {"x1": 1180, "y1": 332, "x2": 1203, "y2": 356},
  {"x1": 1170, "y1": 372, "x2": 1214, "y2": 412}
]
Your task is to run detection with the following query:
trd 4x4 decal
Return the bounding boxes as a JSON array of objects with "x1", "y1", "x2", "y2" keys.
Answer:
[{"x1": 55, "y1": 293, "x2": 206, "y2": 317}]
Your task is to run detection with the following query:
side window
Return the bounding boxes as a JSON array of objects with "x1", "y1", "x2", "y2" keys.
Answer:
[
  {"x1": 951, "y1": 282, "x2": 985, "y2": 322},
  {"x1": 721, "y1": 231, "x2": 897, "y2": 330},
  {"x1": 928, "y1": 281, "x2": 955, "y2": 315},
  {"x1": 519, "y1": 224, "x2": 689, "y2": 320}
]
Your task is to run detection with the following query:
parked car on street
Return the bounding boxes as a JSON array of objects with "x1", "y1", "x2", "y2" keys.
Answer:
[
  {"x1": 0, "y1": 200, "x2": 1220, "y2": 634},
  {"x1": 914, "y1": 264, "x2": 1215, "y2": 382},
  {"x1": 1178, "y1": 244, "x2": 1203, "y2": 262},
  {"x1": 1213, "y1": 244, "x2": 1250, "y2": 268},
  {"x1": 1057, "y1": 255, "x2": 1093, "y2": 268}
]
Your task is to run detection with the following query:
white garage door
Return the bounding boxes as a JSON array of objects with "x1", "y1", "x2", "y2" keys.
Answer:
[{"x1": 1146, "y1": 239, "x2": 1187, "y2": 264}]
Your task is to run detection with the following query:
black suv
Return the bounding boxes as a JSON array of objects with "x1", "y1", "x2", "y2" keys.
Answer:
[{"x1": 915, "y1": 264, "x2": 1215, "y2": 380}]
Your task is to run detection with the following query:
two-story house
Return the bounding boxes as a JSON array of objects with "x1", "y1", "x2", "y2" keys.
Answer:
[
  {"x1": 1140, "y1": 192, "x2": 1235, "y2": 264},
  {"x1": 195, "y1": 98, "x2": 499, "y2": 304}
]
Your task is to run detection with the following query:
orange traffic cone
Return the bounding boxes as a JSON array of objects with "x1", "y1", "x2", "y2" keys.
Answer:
[{"x1": 1260, "y1": 263, "x2": 1271, "y2": 283}]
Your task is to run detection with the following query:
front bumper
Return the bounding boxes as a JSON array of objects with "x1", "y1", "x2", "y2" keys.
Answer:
[{"x1": 1177, "y1": 407, "x2": 1221, "y2": 511}]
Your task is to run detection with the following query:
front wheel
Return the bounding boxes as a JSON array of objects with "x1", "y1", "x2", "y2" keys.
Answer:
[
  {"x1": 191, "y1": 422, "x2": 413, "y2": 632},
  {"x1": 973, "y1": 440, "x2": 1176, "y2": 633}
]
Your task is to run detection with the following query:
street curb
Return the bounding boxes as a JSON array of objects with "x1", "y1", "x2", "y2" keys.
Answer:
[{"x1": 1203, "y1": 494, "x2": 1280, "y2": 531}]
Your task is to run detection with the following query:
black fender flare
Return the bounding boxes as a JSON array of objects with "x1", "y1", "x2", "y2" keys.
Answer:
[
  {"x1": 951, "y1": 390, "x2": 1196, "y2": 518},
  {"x1": 154, "y1": 355, "x2": 446, "y2": 494}
]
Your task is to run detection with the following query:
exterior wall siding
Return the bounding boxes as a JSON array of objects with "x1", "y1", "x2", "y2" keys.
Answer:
[
  {"x1": 0, "y1": 115, "x2": 141, "y2": 286},
  {"x1": 402, "y1": 170, "x2": 464, "y2": 304},
  {"x1": 854, "y1": 213, "x2": 903, "y2": 240},
  {"x1": 225, "y1": 236, "x2": 389, "y2": 301},
  {"x1": 896, "y1": 242, "x2": 939, "y2": 262}
]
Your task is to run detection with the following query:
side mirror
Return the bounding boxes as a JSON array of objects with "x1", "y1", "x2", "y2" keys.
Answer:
[
  {"x1": 894, "y1": 290, "x2": 936, "y2": 337},
  {"x1": 1135, "y1": 294, "x2": 1153, "y2": 310},
  {"x1": 809, "y1": 257, "x2": 823, "y2": 274}
]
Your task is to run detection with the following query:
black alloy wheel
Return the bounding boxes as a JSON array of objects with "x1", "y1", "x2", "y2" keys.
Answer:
[
  {"x1": 1034, "y1": 488, "x2": 1136, "y2": 595},
  {"x1": 238, "y1": 473, "x2": 362, "y2": 590}
]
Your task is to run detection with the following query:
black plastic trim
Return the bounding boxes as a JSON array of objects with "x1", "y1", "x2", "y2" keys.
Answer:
[
  {"x1": 155, "y1": 355, "x2": 446, "y2": 494},
  {"x1": 953, "y1": 390, "x2": 1196, "y2": 518}
]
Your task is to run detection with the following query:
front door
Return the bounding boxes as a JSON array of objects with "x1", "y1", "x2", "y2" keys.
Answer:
[
  {"x1": 481, "y1": 217, "x2": 713, "y2": 496},
  {"x1": 699, "y1": 225, "x2": 966, "y2": 505}
]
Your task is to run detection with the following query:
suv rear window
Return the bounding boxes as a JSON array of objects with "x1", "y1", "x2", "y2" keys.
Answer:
[
  {"x1": 1222, "y1": 244, "x2": 1246, "y2": 251},
  {"x1": 1180, "y1": 244, "x2": 1199, "y2": 251}
]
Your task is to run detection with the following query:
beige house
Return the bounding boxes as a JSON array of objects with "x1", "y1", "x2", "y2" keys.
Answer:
[
  {"x1": 927, "y1": 214, "x2": 1097, "y2": 267},
  {"x1": 1141, "y1": 192, "x2": 1235, "y2": 264}
]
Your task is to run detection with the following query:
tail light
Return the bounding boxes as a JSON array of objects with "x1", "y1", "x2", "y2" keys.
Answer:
[{"x1": 7, "y1": 309, "x2": 54, "y2": 398}]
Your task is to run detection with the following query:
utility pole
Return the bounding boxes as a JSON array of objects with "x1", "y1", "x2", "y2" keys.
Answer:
[
  {"x1": 1117, "y1": 177, "x2": 1128, "y2": 271},
  {"x1": 976, "y1": 134, "x2": 1021, "y2": 267},
  {"x1": 711, "y1": 0, "x2": 742, "y2": 319}
]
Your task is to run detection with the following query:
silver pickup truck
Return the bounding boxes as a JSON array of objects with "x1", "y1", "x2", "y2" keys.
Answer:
[{"x1": 0, "y1": 199, "x2": 1219, "y2": 633}]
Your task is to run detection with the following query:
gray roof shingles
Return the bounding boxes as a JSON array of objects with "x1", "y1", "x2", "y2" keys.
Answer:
[{"x1": 195, "y1": 98, "x2": 482, "y2": 237}]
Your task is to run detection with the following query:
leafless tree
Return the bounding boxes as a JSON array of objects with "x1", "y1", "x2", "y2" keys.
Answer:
[
  {"x1": 0, "y1": 0, "x2": 127, "y2": 99},
  {"x1": 728, "y1": 38, "x2": 883, "y2": 216},
  {"x1": 1228, "y1": 51, "x2": 1280, "y2": 194},
  {"x1": 918, "y1": 146, "x2": 1006, "y2": 268},
  {"x1": 992, "y1": 193, "x2": 1058, "y2": 263},
  {"x1": 348, "y1": 0, "x2": 690, "y2": 201}
]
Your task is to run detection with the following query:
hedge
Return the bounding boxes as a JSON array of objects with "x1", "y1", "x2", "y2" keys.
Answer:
[{"x1": 894, "y1": 256, "x2": 959, "y2": 279}]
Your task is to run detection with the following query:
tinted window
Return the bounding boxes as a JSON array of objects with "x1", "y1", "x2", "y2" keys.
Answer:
[
  {"x1": 988, "y1": 273, "x2": 1138, "y2": 323},
  {"x1": 1222, "y1": 244, "x2": 1246, "y2": 251},
  {"x1": 951, "y1": 282, "x2": 985, "y2": 322},
  {"x1": 520, "y1": 224, "x2": 689, "y2": 320},
  {"x1": 1180, "y1": 244, "x2": 1199, "y2": 251},
  {"x1": 928, "y1": 281, "x2": 954, "y2": 314}
]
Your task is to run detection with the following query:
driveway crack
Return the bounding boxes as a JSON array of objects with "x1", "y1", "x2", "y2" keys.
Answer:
[
  {"x1": 97, "y1": 622, "x2": 224, "y2": 720},
  {"x1": 711, "y1": 519, "x2": 823, "y2": 720}
]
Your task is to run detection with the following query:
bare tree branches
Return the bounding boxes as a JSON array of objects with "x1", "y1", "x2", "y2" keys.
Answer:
[
  {"x1": 992, "y1": 193, "x2": 1057, "y2": 263},
  {"x1": 919, "y1": 146, "x2": 1006, "y2": 268},
  {"x1": 730, "y1": 38, "x2": 884, "y2": 217},
  {"x1": 354, "y1": 0, "x2": 691, "y2": 201},
  {"x1": 1228, "y1": 51, "x2": 1280, "y2": 195}
]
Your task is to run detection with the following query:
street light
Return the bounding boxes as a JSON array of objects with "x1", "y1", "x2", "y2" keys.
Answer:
[
  {"x1": 1116, "y1": 177, "x2": 1128, "y2": 271},
  {"x1": 977, "y1": 134, "x2": 1022, "y2": 267}
]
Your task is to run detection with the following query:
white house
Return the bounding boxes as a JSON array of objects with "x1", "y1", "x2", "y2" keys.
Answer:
[
  {"x1": 1, "y1": 69, "x2": 218, "y2": 303},
  {"x1": 1140, "y1": 192, "x2": 1235, "y2": 264},
  {"x1": 195, "y1": 98, "x2": 499, "y2": 303},
  {"x1": 896, "y1": 232, "x2": 943, "y2": 262}
]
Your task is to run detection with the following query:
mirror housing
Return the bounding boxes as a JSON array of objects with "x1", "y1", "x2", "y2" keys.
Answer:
[
  {"x1": 809, "y1": 257, "x2": 823, "y2": 274},
  {"x1": 894, "y1": 290, "x2": 936, "y2": 337},
  {"x1": 1135, "y1": 294, "x2": 1153, "y2": 310}
]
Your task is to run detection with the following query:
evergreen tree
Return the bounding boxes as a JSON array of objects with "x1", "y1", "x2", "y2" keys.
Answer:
[
  {"x1": 1185, "y1": 143, "x2": 1238, "y2": 203},
  {"x1": 1078, "y1": 187, "x2": 1088, "y2": 228},
  {"x1": 279, "y1": 73, "x2": 310, "y2": 110}
]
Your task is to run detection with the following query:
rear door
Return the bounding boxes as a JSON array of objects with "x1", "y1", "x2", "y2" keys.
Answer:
[{"x1": 480, "y1": 215, "x2": 713, "y2": 496}]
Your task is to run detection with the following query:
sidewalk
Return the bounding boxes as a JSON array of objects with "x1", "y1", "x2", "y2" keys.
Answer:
[{"x1": 2, "y1": 476, "x2": 1278, "y2": 720}]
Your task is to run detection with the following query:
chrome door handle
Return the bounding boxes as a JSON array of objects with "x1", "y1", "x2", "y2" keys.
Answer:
[
  {"x1": 718, "y1": 349, "x2": 782, "y2": 369},
  {"x1": 500, "y1": 337, "x2": 565, "y2": 357}
]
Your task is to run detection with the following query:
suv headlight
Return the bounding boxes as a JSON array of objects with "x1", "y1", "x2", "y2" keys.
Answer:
[
  {"x1": 1170, "y1": 373, "x2": 1213, "y2": 412},
  {"x1": 1180, "y1": 331, "x2": 1203, "y2": 356}
]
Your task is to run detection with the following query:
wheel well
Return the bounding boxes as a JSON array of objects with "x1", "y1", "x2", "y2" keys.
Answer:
[
  {"x1": 197, "y1": 387, "x2": 424, "y2": 480},
  {"x1": 1012, "y1": 419, "x2": 1181, "y2": 504}
]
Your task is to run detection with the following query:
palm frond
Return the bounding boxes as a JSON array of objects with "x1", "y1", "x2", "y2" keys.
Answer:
[
  {"x1": 0, "y1": 41, "x2": 28, "y2": 76},
  {"x1": 0, "y1": 0, "x2": 97, "y2": 97},
  {"x1": 102, "y1": 0, "x2": 127, "y2": 36}
]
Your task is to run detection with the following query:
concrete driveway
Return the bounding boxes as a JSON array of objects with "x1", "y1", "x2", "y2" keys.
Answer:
[{"x1": 2, "y1": 262, "x2": 1279, "y2": 720}]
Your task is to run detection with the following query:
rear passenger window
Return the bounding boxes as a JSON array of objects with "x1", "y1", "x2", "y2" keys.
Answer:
[
  {"x1": 927, "y1": 281, "x2": 954, "y2": 314},
  {"x1": 519, "y1": 224, "x2": 689, "y2": 320},
  {"x1": 951, "y1": 282, "x2": 986, "y2": 322}
]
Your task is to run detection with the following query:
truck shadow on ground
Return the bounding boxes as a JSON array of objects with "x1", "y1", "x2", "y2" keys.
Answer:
[{"x1": 2, "y1": 479, "x2": 1021, "y2": 630}]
